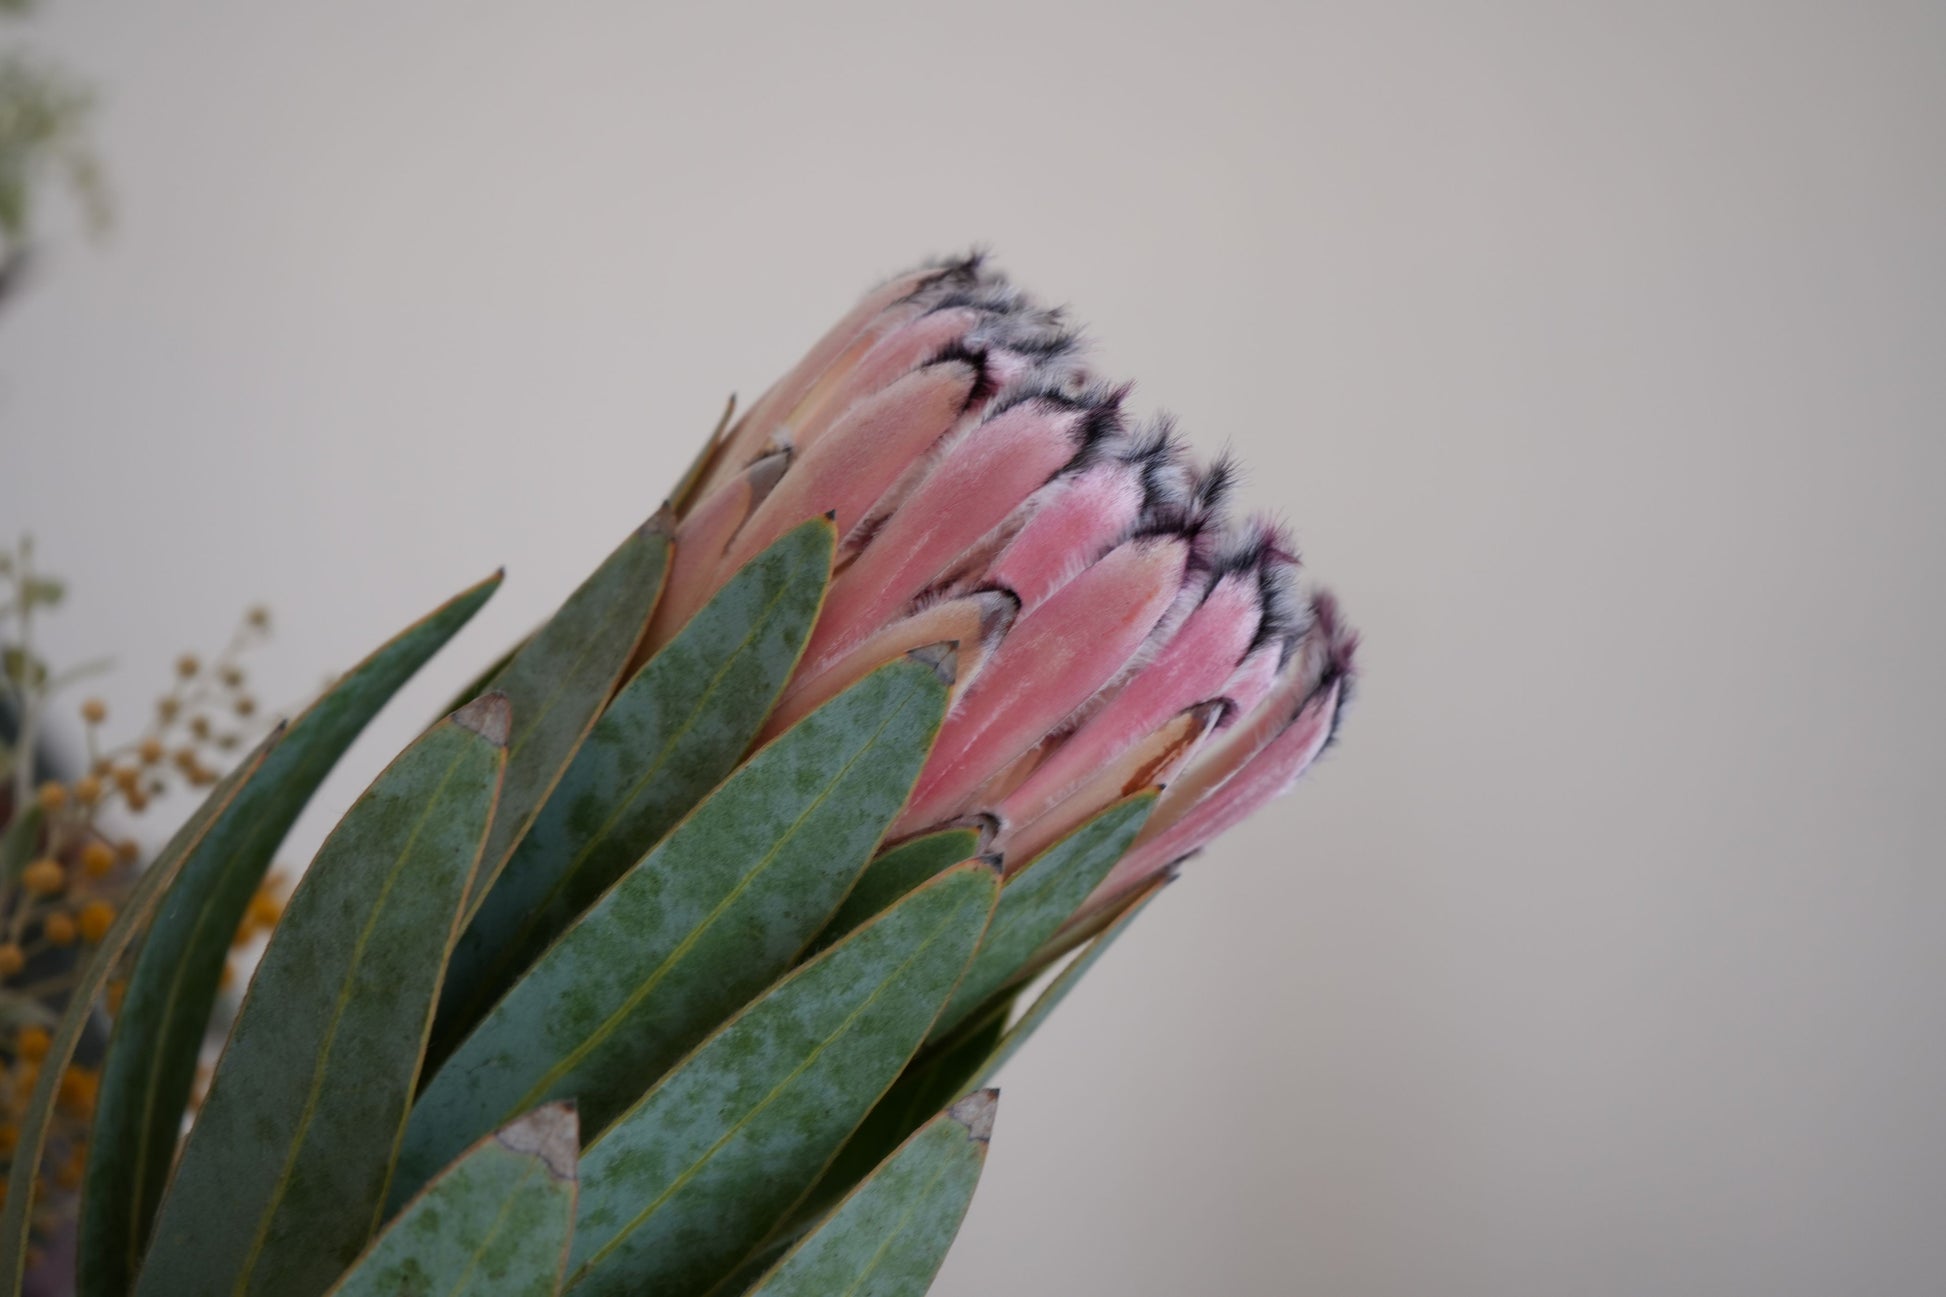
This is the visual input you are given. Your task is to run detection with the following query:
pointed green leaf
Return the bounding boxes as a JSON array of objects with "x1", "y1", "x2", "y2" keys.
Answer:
[
  {"x1": 741, "y1": 1092, "x2": 996, "y2": 1297},
  {"x1": 460, "y1": 513, "x2": 673, "y2": 915},
  {"x1": 0, "y1": 734, "x2": 275, "y2": 1293},
  {"x1": 566, "y1": 861, "x2": 1000, "y2": 1297},
  {"x1": 928, "y1": 791, "x2": 1154, "y2": 1042},
  {"x1": 436, "y1": 519, "x2": 832, "y2": 1060},
  {"x1": 804, "y1": 1006, "x2": 1009, "y2": 1224},
  {"x1": 395, "y1": 650, "x2": 953, "y2": 1207},
  {"x1": 324, "y1": 1104, "x2": 578, "y2": 1297},
  {"x1": 811, "y1": 869, "x2": 1167, "y2": 1225},
  {"x1": 81, "y1": 572, "x2": 501, "y2": 1297},
  {"x1": 134, "y1": 699, "x2": 510, "y2": 1297},
  {"x1": 815, "y1": 826, "x2": 982, "y2": 950},
  {"x1": 963, "y1": 878, "x2": 1164, "y2": 1091}
]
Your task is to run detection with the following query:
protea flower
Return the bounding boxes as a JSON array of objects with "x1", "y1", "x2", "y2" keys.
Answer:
[
  {"x1": 8, "y1": 256, "x2": 1355, "y2": 1297},
  {"x1": 663, "y1": 253, "x2": 1356, "y2": 930}
]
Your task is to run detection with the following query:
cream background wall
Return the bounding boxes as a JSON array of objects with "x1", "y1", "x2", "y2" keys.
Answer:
[{"x1": 3, "y1": 3, "x2": 1943, "y2": 1293}]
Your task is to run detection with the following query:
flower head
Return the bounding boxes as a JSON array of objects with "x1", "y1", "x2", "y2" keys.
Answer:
[{"x1": 668, "y1": 255, "x2": 1356, "y2": 915}]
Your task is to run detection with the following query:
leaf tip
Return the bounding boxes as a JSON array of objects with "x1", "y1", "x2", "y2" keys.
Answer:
[
  {"x1": 906, "y1": 640, "x2": 959, "y2": 687},
  {"x1": 947, "y1": 1089, "x2": 999, "y2": 1144},
  {"x1": 948, "y1": 811, "x2": 1001, "y2": 853},
  {"x1": 496, "y1": 1102, "x2": 580, "y2": 1182},
  {"x1": 644, "y1": 502, "x2": 679, "y2": 537},
  {"x1": 452, "y1": 691, "x2": 513, "y2": 747}
]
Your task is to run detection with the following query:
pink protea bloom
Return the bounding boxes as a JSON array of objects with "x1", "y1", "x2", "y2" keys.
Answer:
[{"x1": 671, "y1": 254, "x2": 1356, "y2": 921}]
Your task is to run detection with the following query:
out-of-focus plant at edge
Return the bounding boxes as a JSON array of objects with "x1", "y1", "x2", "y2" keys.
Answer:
[
  {"x1": 1, "y1": 6, "x2": 276, "y2": 1279},
  {"x1": 0, "y1": 540, "x2": 280, "y2": 1279},
  {"x1": 0, "y1": 0, "x2": 109, "y2": 309}
]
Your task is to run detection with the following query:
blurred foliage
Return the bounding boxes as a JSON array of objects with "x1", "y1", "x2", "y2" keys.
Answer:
[
  {"x1": 0, "y1": 535, "x2": 278, "y2": 1268},
  {"x1": 0, "y1": 0, "x2": 107, "y2": 305}
]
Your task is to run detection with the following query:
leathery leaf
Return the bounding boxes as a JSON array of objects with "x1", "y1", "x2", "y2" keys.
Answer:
[
  {"x1": 81, "y1": 572, "x2": 500, "y2": 1297},
  {"x1": 739, "y1": 1092, "x2": 997, "y2": 1297},
  {"x1": 324, "y1": 1104, "x2": 579, "y2": 1297},
  {"x1": 460, "y1": 512, "x2": 673, "y2": 916},
  {"x1": 565, "y1": 861, "x2": 1000, "y2": 1297},
  {"x1": 436, "y1": 518, "x2": 831, "y2": 1059},
  {"x1": 928, "y1": 791, "x2": 1154, "y2": 1042},
  {"x1": 133, "y1": 698, "x2": 509, "y2": 1297},
  {"x1": 394, "y1": 649, "x2": 953, "y2": 1207},
  {"x1": 813, "y1": 870, "x2": 1166, "y2": 1221},
  {"x1": 814, "y1": 825, "x2": 983, "y2": 950},
  {"x1": 961, "y1": 876, "x2": 1166, "y2": 1092}
]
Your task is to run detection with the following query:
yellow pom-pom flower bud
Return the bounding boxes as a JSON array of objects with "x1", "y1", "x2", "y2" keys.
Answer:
[
  {"x1": 78, "y1": 900, "x2": 115, "y2": 944},
  {"x1": 81, "y1": 841, "x2": 117, "y2": 878},
  {"x1": 21, "y1": 859, "x2": 65, "y2": 897}
]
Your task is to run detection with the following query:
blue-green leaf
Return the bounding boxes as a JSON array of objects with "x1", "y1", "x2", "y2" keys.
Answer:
[
  {"x1": 395, "y1": 650, "x2": 953, "y2": 1208},
  {"x1": 461, "y1": 513, "x2": 673, "y2": 916},
  {"x1": 962, "y1": 877, "x2": 1164, "y2": 1091},
  {"x1": 739, "y1": 1092, "x2": 996, "y2": 1297},
  {"x1": 133, "y1": 698, "x2": 509, "y2": 1297},
  {"x1": 436, "y1": 519, "x2": 831, "y2": 1058},
  {"x1": 807, "y1": 860, "x2": 1167, "y2": 1229},
  {"x1": 82, "y1": 572, "x2": 500, "y2": 1297},
  {"x1": 566, "y1": 861, "x2": 1000, "y2": 1297},
  {"x1": 815, "y1": 826, "x2": 983, "y2": 950},
  {"x1": 929, "y1": 792, "x2": 1154, "y2": 1042},
  {"x1": 324, "y1": 1104, "x2": 578, "y2": 1297}
]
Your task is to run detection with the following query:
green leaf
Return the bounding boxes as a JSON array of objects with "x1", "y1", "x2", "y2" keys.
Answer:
[
  {"x1": 804, "y1": 1007, "x2": 1009, "y2": 1224},
  {"x1": 565, "y1": 860, "x2": 1000, "y2": 1297},
  {"x1": 436, "y1": 519, "x2": 832, "y2": 1060},
  {"x1": 739, "y1": 1092, "x2": 996, "y2": 1297},
  {"x1": 928, "y1": 791, "x2": 1154, "y2": 1042},
  {"x1": 815, "y1": 826, "x2": 983, "y2": 950},
  {"x1": 81, "y1": 573, "x2": 500, "y2": 1297},
  {"x1": 960, "y1": 878, "x2": 1165, "y2": 1092},
  {"x1": 0, "y1": 733, "x2": 274, "y2": 1294},
  {"x1": 133, "y1": 698, "x2": 510, "y2": 1297},
  {"x1": 324, "y1": 1104, "x2": 579, "y2": 1297},
  {"x1": 810, "y1": 859, "x2": 1167, "y2": 1225},
  {"x1": 396, "y1": 649, "x2": 953, "y2": 1207},
  {"x1": 460, "y1": 512, "x2": 673, "y2": 916}
]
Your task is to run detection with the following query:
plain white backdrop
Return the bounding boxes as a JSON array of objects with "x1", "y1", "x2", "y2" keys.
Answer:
[{"x1": 4, "y1": 4, "x2": 1944, "y2": 1293}]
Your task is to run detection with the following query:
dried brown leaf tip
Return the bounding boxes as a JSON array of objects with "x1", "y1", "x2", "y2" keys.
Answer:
[
  {"x1": 906, "y1": 640, "x2": 960, "y2": 687},
  {"x1": 947, "y1": 1088, "x2": 999, "y2": 1144},
  {"x1": 496, "y1": 1101, "x2": 579, "y2": 1182},
  {"x1": 453, "y1": 691, "x2": 513, "y2": 747}
]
